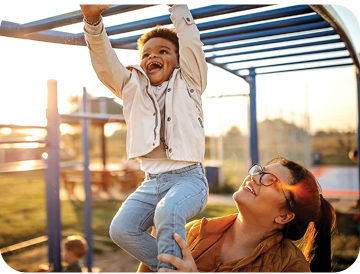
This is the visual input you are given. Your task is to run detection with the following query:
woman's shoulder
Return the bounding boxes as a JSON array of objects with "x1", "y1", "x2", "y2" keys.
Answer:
[{"x1": 277, "y1": 238, "x2": 311, "y2": 272}]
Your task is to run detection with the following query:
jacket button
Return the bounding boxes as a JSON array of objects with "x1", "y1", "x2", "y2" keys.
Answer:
[
  {"x1": 153, "y1": 113, "x2": 156, "y2": 116},
  {"x1": 153, "y1": 143, "x2": 155, "y2": 146},
  {"x1": 169, "y1": 148, "x2": 172, "y2": 153},
  {"x1": 168, "y1": 88, "x2": 171, "y2": 92},
  {"x1": 167, "y1": 117, "x2": 171, "y2": 122},
  {"x1": 186, "y1": 17, "x2": 190, "y2": 22},
  {"x1": 190, "y1": 89, "x2": 194, "y2": 93}
]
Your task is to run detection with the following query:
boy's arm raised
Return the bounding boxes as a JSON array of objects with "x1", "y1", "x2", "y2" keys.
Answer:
[
  {"x1": 81, "y1": 5, "x2": 131, "y2": 100},
  {"x1": 169, "y1": 5, "x2": 208, "y2": 95}
]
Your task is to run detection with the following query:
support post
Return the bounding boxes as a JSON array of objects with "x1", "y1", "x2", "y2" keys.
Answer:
[
  {"x1": 45, "y1": 79, "x2": 62, "y2": 272},
  {"x1": 246, "y1": 68, "x2": 259, "y2": 164},
  {"x1": 357, "y1": 70, "x2": 360, "y2": 213},
  {"x1": 81, "y1": 87, "x2": 93, "y2": 272}
]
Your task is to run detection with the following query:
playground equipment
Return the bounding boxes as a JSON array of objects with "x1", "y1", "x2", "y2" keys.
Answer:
[
  {"x1": 1, "y1": 4, "x2": 359, "y2": 272},
  {"x1": 0, "y1": 80, "x2": 125, "y2": 272}
]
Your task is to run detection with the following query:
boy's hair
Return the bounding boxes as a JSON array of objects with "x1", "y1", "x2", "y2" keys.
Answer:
[
  {"x1": 137, "y1": 26, "x2": 179, "y2": 61},
  {"x1": 63, "y1": 235, "x2": 88, "y2": 259}
]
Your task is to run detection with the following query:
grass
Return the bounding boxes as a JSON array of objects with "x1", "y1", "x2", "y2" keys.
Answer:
[{"x1": 0, "y1": 170, "x2": 359, "y2": 272}]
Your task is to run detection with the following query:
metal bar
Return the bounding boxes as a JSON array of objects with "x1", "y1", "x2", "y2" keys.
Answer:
[
  {"x1": 206, "y1": 37, "x2": 342, "y2": 60},
  {"x1": 17, "y1": 5, "x2": 155, "y2": 35},
  {"x1": 81, "y1": 87, "x2": 93, "y2": 272},
  {"x1": 110, "y1": 21, "x2": 330, "y2": 47},
  {"x1": 0, "y1": 139, "x2": 46, "y2": 144},
  {"x1": 256, "y1": 62, "x2": 353, "y2": 74},
  {"x1": 233, "y1": 55, "x2": 351, "y2": 71},
  {"x1": 200, "y1": 21, "x2": 331, "y2": 46},
  {"x1": 211, "y1": 46, "x2": 347, "y2": 65},
  {"x1": 246, "y1": 68, "x2": 259, "y2": 164},
  {"x1": 195, "y1": 5, "x2": 313, "y2": 32},
  {"x1": 200, "y1": 14, "x2": 323, "y2": 41},
  {"x1": 60, "y1": 112, "x2": 125, "y2": 122},
  {"x1": 203, "y1": 29, "x2": 337, "y2": 53},
  {"x1": 45, "y1": 79, "x2": 62, "y2": 272},
  {"x1": 0, "y1": 21, "x2": 86, "y2": 46},
  {"x1": 103, "y1": 5, "x2": 269, "y2": 36},
  {"x1": 310, "y1": 5, "x2": 360, "y2": 73},
  {"x1": 0, "y1": 123, "x2": 47, "y2": 129}
]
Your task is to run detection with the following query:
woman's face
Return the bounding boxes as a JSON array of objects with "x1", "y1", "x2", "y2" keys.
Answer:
[{"x1": 233, "y1": 163, "x2": 294, "y2": 226}]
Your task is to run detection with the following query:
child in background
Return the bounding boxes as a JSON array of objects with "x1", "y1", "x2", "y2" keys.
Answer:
[
  {"x1": 80, "y1": 4, "x2": 208, "y2": 271},
  {"x1": 39, "y1": 235, "x2": 88, "y2": 272}
]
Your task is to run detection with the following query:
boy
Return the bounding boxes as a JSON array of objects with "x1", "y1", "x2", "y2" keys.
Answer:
[
  {"x1": 40, "y1": 235, "x2": 88, "y2": 272},
  {"x1": 80, "y1": 4, "x2": 208, "y2": 271}
]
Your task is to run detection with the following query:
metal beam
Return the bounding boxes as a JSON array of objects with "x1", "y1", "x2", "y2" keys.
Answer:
[
  {"x1": 110, "y1": 20, "x2": 331, "y2": 47},
  {"x1": 102, "y1": 5, "x2": 270, "y2": 36},
  {"x1": 206, "y1": 37, "x2": 342, "y2": 60},
  {"x1": 16, "y1": 5, "x2": 155, "y2": 36},
  {"x1": 310, "y1": 5, "x2": 360, "y2": 73},
  {"x1": 256, "y1": 62, "x2": 353, "y2": 74},
  {"x1": 195, "y1": 5, "x2": 314, "y2": 31},
  {"x1": 0, "y1": 124, "x2": 47, "y2": 129},
  {"x1": 213, "y1": 46, "x2": 347, "y2": 65},
  {"x1": 203, "y1": 29, "x2": 337, "y2": 53},
  {"x1": 233, "y1": 55, "x2": 351, "y2": 71},
  {"x1": 200, "y1": 14, "x2": 323, "y2": 41}
]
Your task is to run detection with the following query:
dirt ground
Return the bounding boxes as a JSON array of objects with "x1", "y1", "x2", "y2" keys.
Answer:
[{"x1": 2, "y1": 241, "x2": 141, "y2": 273}]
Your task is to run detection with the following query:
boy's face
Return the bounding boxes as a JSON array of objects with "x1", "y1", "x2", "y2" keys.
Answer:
[{"x1": 140, "y1": 37, "x2": 179, "y2": 86}]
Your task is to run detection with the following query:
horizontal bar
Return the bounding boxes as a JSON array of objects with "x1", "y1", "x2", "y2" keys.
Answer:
[
  {"x1": 0, "y1": 123, "x2": 47, "y2": 129},
  {"x1": 111, "y1": 20, "x2": 330, "y2": 47},
  {"x1": 60, "y1": 112, "x2": 125, "y2": 122},
  {"x1": 206, "y1": 37, "x2": 342, "y2": 60},
  {"x1": 200, "y1": 14, "x2": 323, "y2": 41},
  {"x1": 195, "y1": 5, "x2": 313, "y2": 32},
  {"x1": 212, "y1": 46, "x2": 347, "y2": 65},
  {"x1": 201, "y1": 21, "x2": 330, "y2": 46},
  {"x1": 18, "y1": 5, "x2": 155, "y2": 36},
  {"x1": 203, "y1": 29, "x2": 337, "y2": 53},
  {"x1": 233, "y1": 55, "x2": 351, "y2": 71},
  {"x1": 0, "y1": 21, "x2": 87, "y2": 46},
  {"x1": 256, "y1": 62, "x2": 354, "y2": 74},
  {"x1": 103, "y1": 5, "x2": 270, "y2": 37},
  {"x1": 0, "y1": 139, "x2": 46, "y2": 144}
]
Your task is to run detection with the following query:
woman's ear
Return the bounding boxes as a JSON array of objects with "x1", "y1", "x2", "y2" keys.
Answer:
[{"x1": 275, "y1": 211, "x2": 295, "y2": 225}]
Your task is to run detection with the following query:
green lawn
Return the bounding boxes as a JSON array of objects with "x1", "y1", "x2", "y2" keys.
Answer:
[{"x1": 0, "y1": 170, "x2": 358, "y2": 272}]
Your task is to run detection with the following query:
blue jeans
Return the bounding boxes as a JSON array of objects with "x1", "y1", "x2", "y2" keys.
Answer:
[{"x1": 109, "y1": 163, "x2": 209, "y2": 271}]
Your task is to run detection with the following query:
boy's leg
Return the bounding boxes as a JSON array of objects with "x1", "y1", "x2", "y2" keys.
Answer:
[
  {"x1": 154, "y1": 166, "x2": 209, "y2": 270},
  {"x1": 109, "y1": 177, "x2": 160, "y2": 271}
]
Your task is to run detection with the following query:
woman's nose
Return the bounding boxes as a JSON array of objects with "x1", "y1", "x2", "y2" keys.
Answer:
[{"x1": 251, "y1": 174, "x2": 262, "y2": 186}]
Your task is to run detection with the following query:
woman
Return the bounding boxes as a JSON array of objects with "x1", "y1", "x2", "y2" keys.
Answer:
[{"x1": 138, "y1": 156, "x2": 336, "y2": 272}]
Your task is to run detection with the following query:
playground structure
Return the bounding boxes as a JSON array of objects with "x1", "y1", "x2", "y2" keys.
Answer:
[{"x1": 1, "y1": 4, "x2": 359, "y2": 272}]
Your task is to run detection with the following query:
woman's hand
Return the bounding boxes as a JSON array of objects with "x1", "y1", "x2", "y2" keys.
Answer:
[
  {"x1": 80, "y1": 5, "x2": 110, "y2": 23},
  {"x1": 158, "y1": 233, "x2": 198, "y2": 272}
]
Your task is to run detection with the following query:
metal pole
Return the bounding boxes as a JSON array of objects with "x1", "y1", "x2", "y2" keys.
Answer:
[
  {"x1": 356, "y1": 70, "x2": 360, "y2": 212},
  {"x1": 246, "y1": 68, "x2": 259, "y2": 164},
  {"x1": 45, "y1": 79, "x2": 62, "y2": 272},
  {"x1": 81, "y1": 87, "x2": 93, "y2": 272}
]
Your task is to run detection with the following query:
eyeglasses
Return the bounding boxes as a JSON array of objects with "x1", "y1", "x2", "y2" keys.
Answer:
[{"x1": 248, "y1": 164, "x2": 293, "y2": 211}]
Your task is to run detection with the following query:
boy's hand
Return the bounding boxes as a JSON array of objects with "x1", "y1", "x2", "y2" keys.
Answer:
[{"x1": 80, "y1": 5, "x2": 110, "y2": 23}]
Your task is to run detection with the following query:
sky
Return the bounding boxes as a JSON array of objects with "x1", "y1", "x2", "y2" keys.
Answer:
[{"x1": 0, "y1": 1, "x2": 359, "y2": 139}]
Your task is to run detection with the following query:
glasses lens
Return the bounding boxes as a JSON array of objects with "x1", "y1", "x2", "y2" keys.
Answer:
[
  {"x1": 249, "y1": 164, "x2": 262, "y2": 175},
  {"x1": 261, "y1": 173, "x2": 278, "y2": 186}
]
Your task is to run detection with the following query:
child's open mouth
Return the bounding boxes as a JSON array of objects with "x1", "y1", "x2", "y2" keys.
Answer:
[{"x1": 147, "y1": 61, "x2": 163, "y2": 72}]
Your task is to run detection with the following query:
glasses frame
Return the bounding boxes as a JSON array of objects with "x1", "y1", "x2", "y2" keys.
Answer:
[{"x1": 248, "y1": 163, "x2": 293, "y2": 211}]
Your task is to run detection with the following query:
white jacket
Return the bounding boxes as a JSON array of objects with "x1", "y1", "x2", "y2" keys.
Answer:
[{"x1": 84, "y1": 5, "x2": 208, "y2": 162}]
